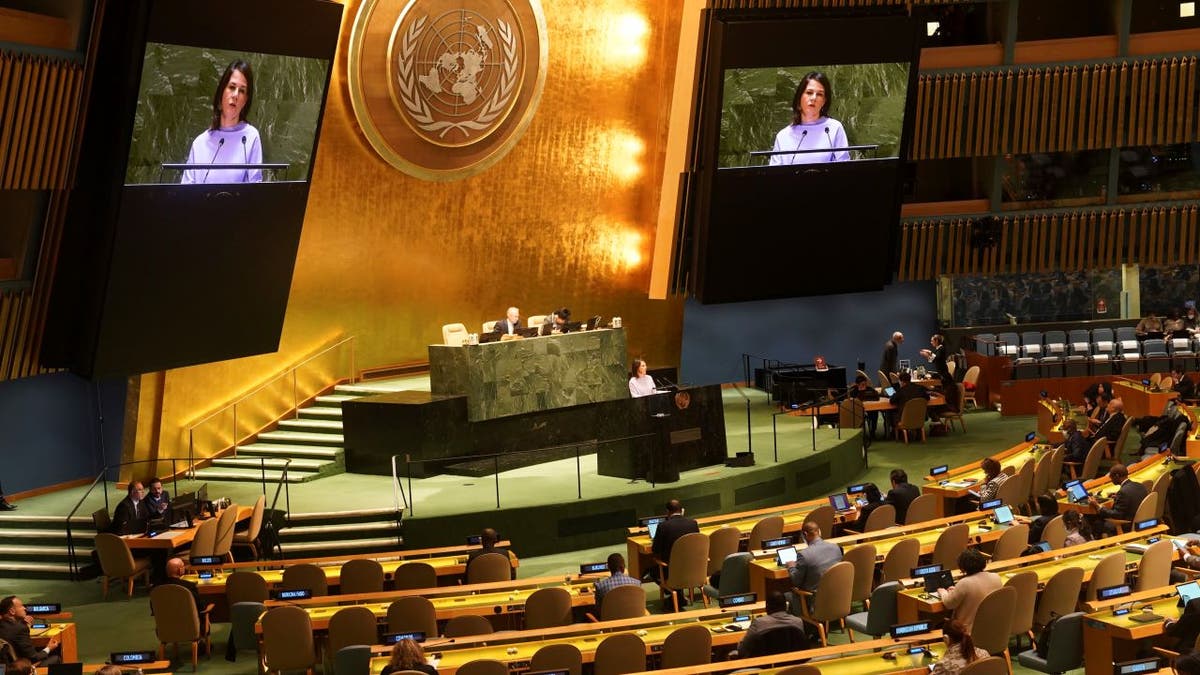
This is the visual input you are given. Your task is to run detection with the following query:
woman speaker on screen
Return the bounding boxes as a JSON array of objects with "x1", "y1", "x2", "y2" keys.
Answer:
[
  {"x1": 181, "y1": 60, "x2": 264, "y2": 184},
  {"x1": 768, "y1": 71, "x2": 851, "y2": 166}
]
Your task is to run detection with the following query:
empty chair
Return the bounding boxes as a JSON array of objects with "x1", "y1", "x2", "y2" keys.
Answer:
[
  {"x1": 529, "y1": 644, "x2": 582, "y2": 675},
  {"x1": 327, "y1": 606, "x2": 378, "y2": 656},
  {"x1": 226, "y1": 601, "x2": 266, "y2": 662},
  {"x1": 282, "y1": 563, "x2": 328, "y2": 597},
  {"x1": 593, "y1": 633, "x2": 645, "y2": 675},
  {"x1": 92, "y1": 507, "x2": 112, "y2": 533},
  {"x1": 213, "y1": 503, "x2": 239, "y2": 562},
  {"x1": 1145, "y1": 338, "x2": 1169, "y2": 357},
  {"x1": 392, "y1": 561, "x2": 437, "y2": 590},
  {"x1": 970, "y1": 586, "x2": 1018, "y2": 670},
  {"x1": 803, "y1": 505, "x2": 835, "y2": 542},
  {"x1": 960, "y1": 656, "x2": 1010, "y2": 675},
  {"x1": 442, "y1": 323, "x2": 469, "y2": 346},
  {"x1": 150, "y1": 583, "x2": 211, "y2": 671},
  {"x1": 232, "y1": 495, "x2": 265, "y2": 560},
  {"x1": 386, "y1": 597, "x2": 437, "y2": 637},
  {"x1": 974, "y1": 333, "x2": 996, "y2": 356},
  {"x1": 660, "y1": 623, "x2": 712, "y2": 668},
  {"x1": 1016, "y1": 612, "x2": 1084, "y2": 674},
  {"x1": 187, "y1": 518, "x2": 220, "y2": 559},
  {"x1": 904, "y1": 494, "x2": 937, "y2": 525},
  {"x1": 1005, "y1": 571, "x2": 1039, "y2": 648},
  {"x1": 1043, "y1": 330, "x2": 1067, "y2": 357},
  {"x1": 795, "y1": 560, "x2": 854, "y2": 646},
  {"x1": 94, "y1": 533, "x2": 152, "y2": 599},
  {"x1": 941, "y1": 383, "x2": 968, "y2": 432},
  {"x1": 655, "y1": 531, "x2": 709, "y2": 612},
  {"x1": 594, "y1": 584, "x2": 647, "y2": 621},
  {"x1": 526, "y1": 315, "x2": 546, "y2": 328},
  {"x1": 996, "y1": 332, "x2": 1020, "y2": 357},
  {"x1": 775, "y1": 667, "x2": 822, "y2": 675},
  {"x1": 226, "y1": 571, "x2": 268, "y2": 605},
  {"x1": 524, "y1": 587, "x2": 572, "y2": 629},
  {"x1": 989, "y1": 524, "x2": 1030, "y2": 562},
  {"x1": 456, "y1": 660, "x2": 507, "y2": 675},
  {"x1": 1135, "y1": 539, "x2": 1173, "y2": 591},
  {"x1": 466, "y1": 552, "x2": 511, "y2": 584},
  {"x1": 339, "y1": 559, "x2": 385, "y2": 595},
  {"x1": 702, "y1": 552, "x2": 751, "y2": 602},
  {"x1": 706, "y1": 526, "x2": 740, "y2": 578},
  {"x1": 962, "y1": 366, "x2": 981, "y2": 408},
  {"x1": 1039, "y1": 515, "x2": 1065, "y2": 549},
  {"x1": 261, "y1": 606, "x2": 316, "y2": 674},
  {"x1": 1030, "y1": 454, "x2": 1053, "y2": 505},
  {"x1": 1019, "y1": 331, "x2": 1044, "y2": 361},
  {"x1": 1151, "y1": 472, "x2": 1171, "y2": 520},
  {"x1": 863, "y1": 504, "x2": 896, "y2": 532},
  {"x1": 747, "y1": 516, "x2": 784, "y2": 550},
  {"x1": 442, "y1": 614, "x2": 494, "y2": 638},
  {"x1": 880, "y1": 537, "x2": 921, "y2": 584},
  {"x1": 1085, "y1": 552, "x2": 1129, "y2": 601},
  {"x1": 1035, "y1": 566, "x2": 1083, "y2": 629},
  {"x1": 842, "y1": 544, "x2": 877, "y2": 611},
  {"x1": 482, "y1": 320, "x2": 498, "y2": 333},
  {"x1": 845, "y1": 581, "x2": 900, "y2": 640},
  {"x1": 932, "y1": 523, "x2": 969, "y2": 571},
  {"x1": 895, "y1": 398, "x2": 928, "y2": 443},
  {"x1": 1067, "y1": 329, "x2": 1091, "y2": 363},
  {"x1": 1116, "y1": 326, "x2": 1138, "y2": 343}
]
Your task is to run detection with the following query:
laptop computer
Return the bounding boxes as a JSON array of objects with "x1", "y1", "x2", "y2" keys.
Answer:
[
  {"x1": 992, "y1": 505, "x2": 1014, "y2": 525},
  {"x1": 1063, "y1": 480, "x2": 1089, "y2": 503},
  {"x1": 884, "y1": 386, "x2": 896, "y2": 397},
  {"x1": 828, "y1": 493, "x2": 853, "y2": 512},
  {"x1": 922, "y1": 569, "x2": 955, "y2": 593}
]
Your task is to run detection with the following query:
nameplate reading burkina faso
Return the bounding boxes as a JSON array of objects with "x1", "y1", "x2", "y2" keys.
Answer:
[{"x1": 348, "y1": 0, "x2": 548, "y2": 181}]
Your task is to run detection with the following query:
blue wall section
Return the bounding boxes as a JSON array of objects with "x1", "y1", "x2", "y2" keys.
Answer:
[
  {"x1": 679, "y1": 282, "x2": 939, "y2": 386},
  {"x1": 0, "y1": 372, "x2": 125, "y2": 495}
]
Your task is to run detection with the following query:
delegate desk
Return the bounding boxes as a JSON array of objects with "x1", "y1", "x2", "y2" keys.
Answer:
[
  {"x1": 624, "y1": 496, "x2": 862, "y2": 579},
  {"x1": 259, "y1": 574, "x2": 606, "y2": 633},
  {"x1": 896, "y1": 526, "x2": 1169, "y2": 623},
  {"x1": 1114, "y1": 379, "x2": 1178, "y2": 420},
  {"x1": 122, "y1": 505, "x2": 252, "y2": 552},
  {"x1": 366, "y1": 604, "x2": 766, "y2": 675},
  {"x1": 1083, "y1": 584, "x2": 1185, "y2": 675},
  {"x1": 650, "y1": 634, "x2": 947, "y2": 675},
  {"x1": 790, "y1": 394, "x2": 946, "y2": 418},
  {"x1": 31, "y1": 622, "x2": 78, "y2": 662},
  {"x1": 1036, "y1": 399, "x2": 1070, "y2": 444},
  {"x1": 921, "y1": 439, "x2": 1051, "y2": 517},
  {"x1": 1055, "y1": 451, "x2": 1187, "y2": 515},
  {"x1": 748, "y1": 511, "x2": 1016, "y2": 598}
]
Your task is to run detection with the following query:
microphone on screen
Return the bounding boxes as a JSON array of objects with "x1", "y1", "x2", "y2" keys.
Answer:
[
  {"x1": 825, "y1": 126, "x2": 834, "y2": 161},
  {"x1": 241, "y1": 135, "x2": 248, "y2": 182},
  {"x1": 203, "y1": 138, "x2": 225, "y2": 183},
  {"x1": 792, "y1": 129, "x2": 807, "y2": 160}
]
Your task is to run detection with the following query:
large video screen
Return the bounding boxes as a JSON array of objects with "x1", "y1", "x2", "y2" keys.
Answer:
[{"x1": 125, "y1": 44, "x2": 330, "y2": 184}]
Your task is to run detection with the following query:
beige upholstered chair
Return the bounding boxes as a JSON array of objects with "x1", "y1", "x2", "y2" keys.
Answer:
[
  {"x1": 1085, "y1": 552, "x2": 1129, "y2": 601},
  {"x1": 442, "y1": 323, "x2": 469, "y2": 346},
  {"x1": 1034, "y1": 566, "x2": 1084, "y2": 629},
  {"x1": 529, "y1": 643, "x2": 582, "y2": 675},
  {"x1": 960, "y1": 656, "x2": 1009, "y2": 675},
  {"x1": 188, "y1": 518, "x2": 219, "y2": 558},
  {"x1": 971, "y1": 586, "x2": 1018, "y2": 672},
  {"x1": 1005, "y1": 571, "x2": 1038, "y2": 648},
  {"x1": 526, "y1": 316, "x2": 546, "y2": 328},
  {"x1": 593, "y1": 584, "x2": 646, "y2": 621},
  {"x1": 327, "y1": 606, "x2": 378, "y2": 655},
  {"x1": 880, "y1": 537, "x2": 921, "y2": 584},
  {"x1": 803, "y1": 505, "x2": 835, "y2": 541},
  {"x1": 94, "y1": 533, "x2": 152, "y2": 598},
  {"x1": 988, "y1": 524, "x2": 1030, "y2": 562},
  {"x1": 456, "y1": 660, "x2": 508, "y2": 675},
  {"x1": 904, "y1": 494, "x2": 937, "y2": 525},
  {"x1": 466, "y1": 552, "x2": 511, "y2": 584},
  {"x1": 747, "y1": 516, "x2": 784, "y2": 550},
  {"x1": 655, "y1": 531, "x2": 710, "y2": 612},
  {"x1": 842, "y1": 544, "x2": 877, "y2": 610},
  {"x1": 593, "y1": 633, "x2": 645, "y2": 675},
  {"x1": 895, "y1": 398, "x2": 929, "y2": 443},
  {"x1": 443, "y1": 614, "x2": 494, "y2": 638},
  {"x1": 392, "y1": 561, "x2": 438, "y2": 590},
  {"x1": 261, "y1": 606, "x2": 316, "y2": 674},
  {"x1": 339, "y1": 558, "x2": 385, "y2": 595},
  {"x1": 1135, "y1": 539, "x2": 1174, "y2": 591},
  {"x1": 1112, "y1": 492, "x2": 1158, "y2": 534},
  {"x1": 1040, "y1": 515, "x2": 1065, "y2": 549},
  {"x1": 232, "y1": 495, "x2": 265, "y2": 559},
  {"x1": 706, "y1": 526, "x2": 740, "y2": 577},
  {"x1": 281, "y1": 563, "x2": 328, "y2": 596},
  {"x1": 932, "y1": 523, "x2": 969, "y2": 571},
  {"x1": 659, "y1": 624, "x2": 712, "y2": 668},
  {"x1": 1065, "y1": 438, "x2": 1106, "y2": 480},
  {"x1": 864, "y1": 504, "x2": 896, "y2": 532},
  {"x1": 226, "y1": 571, "x2": 268, "y2": 605},
  {"x1": 482, "y1": 320, "x2": 498, "y2": 333},
  {"x1": 213, "y1": 504, "x2": 239, "y2": 563},
  {"x1": 795, "y1": 560, "x2": 854, "y2": 646},
  {"x1": 150, "y1": 583, "x2": 211, "y2": 671},
  {"x1": 524, "y1": 587, "x2": 573, "y2": 629},
  {"x1": 386, "y1": 597, "x2": 437, "y2": 636},
  {"x1": 940, "y1": 383, "x2": 967, "y2": 432}
]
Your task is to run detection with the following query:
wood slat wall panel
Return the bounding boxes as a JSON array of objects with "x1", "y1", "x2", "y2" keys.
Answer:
[{"x1": 0, "y1": 51, "x2": 83, "y2": 189}]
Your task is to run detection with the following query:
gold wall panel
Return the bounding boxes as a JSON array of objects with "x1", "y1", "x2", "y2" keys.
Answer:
[{"x1": 136, "y1": 0, "x2": 687, "y2": 465}]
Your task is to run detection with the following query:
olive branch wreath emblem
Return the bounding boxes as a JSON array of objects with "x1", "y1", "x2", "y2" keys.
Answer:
[{"x1": 396, "y1": 14, "x2": 519, "y2": 139}]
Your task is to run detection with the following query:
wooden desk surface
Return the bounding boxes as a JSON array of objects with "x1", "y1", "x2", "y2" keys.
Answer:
[
  {"x1": 121, "y1": 506, "x2": 252, "y2": 551},
  {"x1": 1113, "y1": 380, "x2": 1179, "y2": 419},
  {"x1": 635, "y1": 634, "x2": 946, "y2": 675},
  {"x1": 187, "y1": 541, "x2": 513, "y2": 572},
  {"x1": 31, "y1": 622, "x2": 77, "y2": 662}
]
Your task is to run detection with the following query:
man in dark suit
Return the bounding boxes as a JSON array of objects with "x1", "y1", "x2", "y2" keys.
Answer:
[
  {"x1": 0, "y1": 596, "x2": 60, "y2": 665},
  {"x1": 157, "y1": 557, "x2": 203, "y2": 609},
  {"x1": 466, "y1": 527, "x2": 516, "y2": 579},
  {"x1": 883, "y1": 469, "x2": 921, "y2": 523},
  {"x1": 1173, "y1": 368, "x2": 1196, "y2": 401},
  {"x1": 111, "y1": 481, "x2": 148, "y2": 535},
  {"x1": 785, "y1": 522, "x2": 843, "y2": 626},
  {"x1": 880, "y1": 331, "x2": 903, "y2": 376},
  {"x1": 1089, "y1": 463, "x2": 1149, "y2": 535},
  {"x1": 493, "y1": 307, "x2": 522, "y2": 335},
  {"x1": 1084, "y1": 398, "x2": 1127, "y2": 454},
  {"x1": 651, "y1": 499, "x2": 699, "y2": 609}
]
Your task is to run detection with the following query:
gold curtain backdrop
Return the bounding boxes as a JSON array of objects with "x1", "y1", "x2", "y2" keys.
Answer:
[{"x1": 131, "y1": 0, "x2": 687, "y2": 471}]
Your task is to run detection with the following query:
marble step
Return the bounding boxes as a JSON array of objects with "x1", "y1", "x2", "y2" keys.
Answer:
[
  {"x1": 191, "y1": 467, "x2": 320, "y2": 483},
  {"x1": 286, "y1": 507, "x2": 403, "y2": 524},
  {"x1": 278, "y1": 418, "x2": 343, "y2": 432},
  {"x1": 298, "y1": 406, "x2": 343, "y2": 419},
  {"x1": 235, "y1": 443, "x2": 342, "y2": 460},
  {"x1": 278, "y1": 520, "x2": 401, "y2": 541},
  {"x1": 315, "y1": 394, "x2": 360, "y2": 404},
  {"x1": 256, "y1": 430, "x2": 344, "y2": 446},
  {"x1": 0, "y1": 561, "x2": 79, "y2": 579},
  {"x1": 280, "y1": 537, "x2": 404, "y2": 555},
  {"x1": 211, "y1": 457, "x2": 332, "y2": 472},
  {"x1": 0, "y1": 544, "x2": 88, "y2": 560},
  {"x1": 334, "y1": 383, "x2": 414, "y2": 396}
]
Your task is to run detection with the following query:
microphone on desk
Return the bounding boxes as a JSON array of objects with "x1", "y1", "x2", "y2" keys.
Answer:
[
  {"x1": 824, "y1": 126, "x2": 834, "y2": 161},
  {"x1": 203, "y1": 138, "x2": 225, "y2": 183},
  {"x1": 792, "y1": 129, "x2": 808, "y2": 160}
]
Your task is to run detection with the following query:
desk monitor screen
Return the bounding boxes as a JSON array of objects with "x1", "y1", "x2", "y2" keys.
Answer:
[
  {"x1": 47, "y1": 664, "x2": 82, "y2": 675},
  {"x1": 198, "y1": 570, "x2": 214, "y2": 580},
  {"x1": 383, "y1": 631, "x2": 426, "y2": 644},
  {"x1": 639, "y1": 516, "x2": 666, "y2": 529},
  {"x1": 776, "y1": 546, "x2": 798, "y2": 567},
  {"x1": 170, "y1": 491, "x2": 195, "y2": 526},
  {"x1": 890, "y1": 621, "x2": 932, "y2": 639},
  {"x1": 1025, "y1": 431, "x2": 1037, "y2": 442},
  {"x1": 25, "y1": 603, "x2": 60, "y2": 614},
  {"x1": 884, "y1": 386, "x2": 896, "y2": 397},
  {"x1": 1064, "y1": 480, "x2": 1089, "y2": 503},
  {"x1": 30, "y1": 621, "x2": 49, "y2": 630},
  {"x1": 910, "y1": 564, "x2": 941, "y2": 578},
  {"x1": 579, "y1": 562, "x2": 608, "y2": 575},
  {"x1": 847, "y1": 483, "x2": 866, "y2": 494},
  {"x1": 828, "y1": 493, "x2": 852, "y2": 511},
  {"x1": 515, "y1": 326, "x2": 540, "y2": 338},
  {"x1": 466, "y1": 534, "x2": 482, "y2": 545},
  {"x1": 191, "y1": 555, "x2": 222, "y2": 566},
  {"x1": 1135, "y1": 519, "x2": 1158, "y2": 531},
  {"x1": 760, "y1": 536, "x2": 793, "y2": 551},
  {"x1": 718, "y1": 592, "x2": 756, "y2": 608},
  {"x1": 929, "y1": 465, "x2": 948, "y2": 477},
  {"x1": 647, "y1": 521, "x2": 660, "y2": 539},
  {"x1": 196, "y1": 483, "x2": 209, "y2": 506},
  {"x1": 1178, "y1": 581, "x2": 1200, "y2": 607},
  {"x1": 1115, "y1": 658, "x2": 1161, "y2": 675},
  {"x1": 110, "y1": 651, "x2": 156, "y2": 665},
  {"x1": 923, "y1": 570, "x2": 954, "y2": 593},
  {"x1": 979, "y1": 498, "x2": 1002, "y2": 511},
  {"x1": 1097, "y1": 584, "x2": 1132, "y2": 600},
  {"x1": 271, "y1": 588, "x2": 312, "y2": 601},
  {"x1": 993, "y1": 505, "x2": 1014, "y2": 525}
]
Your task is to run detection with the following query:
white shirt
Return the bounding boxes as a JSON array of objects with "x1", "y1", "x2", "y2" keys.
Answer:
[{"x1": 629, "y1": 375, "x2": 656, "y2": 398}]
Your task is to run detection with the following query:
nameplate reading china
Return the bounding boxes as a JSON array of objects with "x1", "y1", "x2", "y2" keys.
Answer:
[{"x1": 348, "y1": 0, "x2": 549, "y2": 180}]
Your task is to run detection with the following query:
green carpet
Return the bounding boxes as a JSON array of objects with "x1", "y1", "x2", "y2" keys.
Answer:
[{"x1": 0, "y1": 410, "x2": 1080, "y2": 673}]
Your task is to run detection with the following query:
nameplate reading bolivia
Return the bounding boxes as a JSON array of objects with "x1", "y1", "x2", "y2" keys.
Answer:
[{"x1": 348, "y1": 0, "x2": 548, "y2": 181}]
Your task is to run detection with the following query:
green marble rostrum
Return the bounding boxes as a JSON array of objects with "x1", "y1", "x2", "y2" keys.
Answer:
[
  {"x1": 126, "y1": 43, "x2": 329, "y2": 184},
  {"x1": 719, "y1": 62, "x2": 910, "y2": 168},
  {"x1": 429, "y1": 329, "x2": 630, "y2": 422}
]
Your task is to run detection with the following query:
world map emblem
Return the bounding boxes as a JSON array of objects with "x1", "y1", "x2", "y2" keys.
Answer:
[{"x1": 348, "y1": 0, "x2": 548, "y2": 180}]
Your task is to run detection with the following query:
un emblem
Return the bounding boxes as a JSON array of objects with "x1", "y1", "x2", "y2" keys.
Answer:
[{"x1": 348, "y1": 0, "x2": 548, "y2": 180}]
